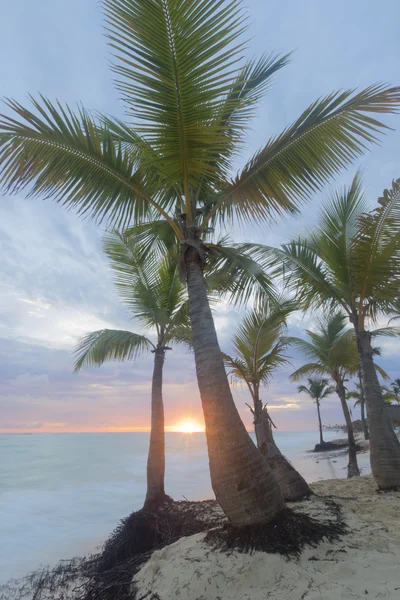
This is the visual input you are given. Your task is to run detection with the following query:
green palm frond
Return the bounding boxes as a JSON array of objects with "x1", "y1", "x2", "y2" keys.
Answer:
[
  {"x1": 222, "y1": 352, "x2": 252, "y2": 388},
  {"x1": 225, "y1": 301, "x2": 292, "y2": 389},
  {"x1": 73, "y1": 329, "x2": 153, "y2": 371},
  {"x1": 353, "y1": 178, "x2": 400, "y2": 315},
  {"x1": 290, "y1": 363, "x2": 328, "y2": 381},
  {"x1": 0, "y1": 97, "x2": 174, "y2": 229},
  {"x1": 205, "y1": 85, "x2": 400, "y2": 226},
  {"x1": 273, "y1": 239, "x2": 347, "y2": 312},
  {"x1": 370, "y1": 326, "x2": 400, "y2": 338},
  {"x1": 205, "y1": 239, "x2": 278, "y2": 307},
  {"x1": 103, "y1": 229, "x2": 187, "y2": 331},
  {"x1": 198, "y1": 51, "x2": 291, "y2": 191},
  {"x1": 105, "y1": 0, "x2": 248, "y2": 207},
  {"x1": 375, "y1": 363, "x2": 390, "y2": 380}
]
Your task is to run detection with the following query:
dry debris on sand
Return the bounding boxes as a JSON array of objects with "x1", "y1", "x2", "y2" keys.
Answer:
[{"x1": 133, "y1": 475, "x2": 400, "y2": 600}]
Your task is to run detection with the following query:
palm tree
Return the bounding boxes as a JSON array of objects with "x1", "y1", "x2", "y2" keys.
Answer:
[
  {"x1": 274, "y1": 174, "x2": 400, "y2": 488},
  {"x1": 1, "y1": 0, "x2": 400, "y2": 524},
  {"x1": 223, "y1": 302, "x2": 310, "y2": 501},
  {"x1": 73, "y1": 231, "x2": 191, "y2": 508},
  {"x1": 381, "y1": 386, "x2": 397, "y2": 405},
  {"x1": 346, "y1": 379, "x2": 369, "y2": 440},
  {"x1": 298, "y1": 379, "x2": 335, "y2": 447},
  {"x1": 390, "y1": 379, "x2": 400, "y2": 404},
  {"x1": 289, "y1": 312, "x2": 361, "y2": 477}
]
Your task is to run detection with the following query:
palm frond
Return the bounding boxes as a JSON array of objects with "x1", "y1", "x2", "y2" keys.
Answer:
[
  {"x1": 103, "y1": 229, "x2": 187, "y2": 332},
  {"x1": 204, "y1": 85, "x2": 400, "y2": 226},
  {"x1": 105, "y1": 0, "x2": 248, "y2": 206},
  {"x1": 205, "y1": 239, "x2": 278, "y2": 307},
  {"x1": 272, "y1": 240, "x2": 348, "y2": 312},
  {"x1": 0, "y1": 97, "x2": 169, "y2": 229},
  {"x1": 290, "y1": 363, "x2": 327, "y2": 381},
  {"x1": 225, "y1": 301, "x2": 292, "y2": 389},
  {"x1": 352, "y1": 177, "x2": 400, "y2": 315},
  {"x1": 370, "y1": 326, "x2": 400, "y2": 338},
  {"x1": 73, "y1": 329, "x2": 153, "y2": 371},
  {"x1": 199, "y1": 51, "x2": 291, "y2": 191}
]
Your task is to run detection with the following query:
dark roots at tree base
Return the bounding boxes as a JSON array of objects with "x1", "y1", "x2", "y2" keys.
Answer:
[
  {"x1": 205, "y1": 506, "x2": 346, "y2": 557},
  {"x1": 1, "y1": 499, "x2": 346, "y2": 600}
]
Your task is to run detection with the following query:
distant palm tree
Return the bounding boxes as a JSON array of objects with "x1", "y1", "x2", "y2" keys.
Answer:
[
  {"x1": 223, "y1": 301, "x2": 310, "y2": 501},
  {"x1": 346, "y1": 379, "x2": 369, "y2": 440},
  {"x1": 381, "y1": 386, "x2": 397, "y2": 406},
  {"x1": 390, "y1": 379, "x2": 400, "y2": 404},
  {"x1": 74, "y1": 232, "x2": 191, "y2": 508},
  {"x1": 298, "y1": 379, "x2": 335, "y2": 446},
  {"x1": 289, "y1": 313, "x2": 361, "y2": 477},
  {"x1": 274, "y1": 174, "x2": 400, "y2": 488},
  {"x1": 2, "y1": 0, "x2": 400, "y2": 525}
]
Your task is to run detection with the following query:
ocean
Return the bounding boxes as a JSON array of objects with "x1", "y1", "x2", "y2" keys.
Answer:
[{"x1": 0, "y1": 430, "x2": 369, "y2": 583}]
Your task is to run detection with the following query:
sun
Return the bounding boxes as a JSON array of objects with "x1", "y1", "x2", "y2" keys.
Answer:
[{"x1": 175, "y1": 419, "x2": 204, "y2": 433}]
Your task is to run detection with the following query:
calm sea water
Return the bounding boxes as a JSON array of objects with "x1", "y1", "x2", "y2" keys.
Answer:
[{"x1": 0, "y1": 430, "x2": 368, "y2": 583}]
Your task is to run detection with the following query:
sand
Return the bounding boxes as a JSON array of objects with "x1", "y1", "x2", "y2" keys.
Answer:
[{"x1": 132, "y1": 475, "x2": 400, "y2": 600}]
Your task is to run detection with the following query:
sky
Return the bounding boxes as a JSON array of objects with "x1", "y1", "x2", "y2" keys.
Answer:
[{"x1": 0, "y1": 0, "x2": 399, "y2": 434}]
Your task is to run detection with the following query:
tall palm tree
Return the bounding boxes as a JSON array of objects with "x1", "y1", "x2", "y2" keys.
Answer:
[
  {"x1": 223, "y1": 302, "x2": 310, "y2": 501},
  {"x1": 1, "y1": 0, "x2": 400, "y2": 524},
  {"x1": 73, "y1": 231, "x2": 191, "y2": 508},
  {"x1": 298, "y1": 379, "x2": 335, "y2": 447},
  {"x1": 289, "y1": 313, "x2": 362, "y2": 477},
  {"x1": 274, "y1": 174, "x2": 400, "y2": 488}
]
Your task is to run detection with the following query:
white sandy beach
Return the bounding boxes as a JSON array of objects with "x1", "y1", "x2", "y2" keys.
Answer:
[{"x1": 133, "y1": 474, "x2": 400, "y2": 600}]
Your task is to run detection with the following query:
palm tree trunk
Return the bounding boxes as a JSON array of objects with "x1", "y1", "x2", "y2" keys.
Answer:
[
  {"x1": 184, "y1": 246, "x2": 285, "y2": 526},
  {"x1": 336, "y1": 384, "x2": 360, "y2": 478},
  {"x1": 358, "y1": 371, "x2": 369, "y2": 440},
  {"x1": 316, "y1": 400, "x2": 324, "y2": 445},
  {"x1": 356, "y1": 328, "x2": 400, "y2": 488},
  {"x1": 144, "y1": 348, "x2": 168, "y2": 507},
  {"x1": 253, "y1": 400, "x2": 310, "y2": 501}
]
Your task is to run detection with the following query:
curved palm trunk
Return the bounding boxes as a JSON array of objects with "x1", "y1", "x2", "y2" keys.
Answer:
[
  {"x1": 144, "y1": 348, "x2": 168, "y2": 508},
  {"x1": 336, "y1": 384, "x2": 360, "y2": 478},
  {"x1": 316, "y1": 400, "x2": 324, "y2": 445},
  {"x1": 253, "y1": 400, "x2": 310, "y2": 501},
  {"x1": 356, "y1": 328, "x2": 400, "y2": 488},
  {"x1": 185, "y1": 247, "x2": 285, "y2": 526},
  {"x1": 358, "y1": 371, "x2": 369, "y2": 440}
]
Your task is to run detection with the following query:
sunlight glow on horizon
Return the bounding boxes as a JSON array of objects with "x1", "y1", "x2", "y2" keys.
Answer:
[{"x1": 169, "y1": 419, "x2": 205, "y2": 433}]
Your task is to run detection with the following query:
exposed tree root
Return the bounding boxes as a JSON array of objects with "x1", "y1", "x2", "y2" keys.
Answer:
[{"x1": 205, "y1": 504, "x2": 346, "y2": 557}]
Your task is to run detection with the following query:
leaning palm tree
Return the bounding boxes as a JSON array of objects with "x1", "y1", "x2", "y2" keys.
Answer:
[
  {"x1": 1, "y1": 0, "x2": 400, "y2": 524},
  {"x1": 274, "y1": 174, "x2": 400, "y2": 488},
  {"x1": 298, "y1": 379, "x2": 335, "y2": 447},
  {"x1": 290, "y1": 312, "x2": 361, "y2": 477},
  {"x1": 74, "y1": 231, "x2": 191, "y2": 508},
  {"x1": 223, "y1": 301, "x2": 310, "y2": 501}
]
